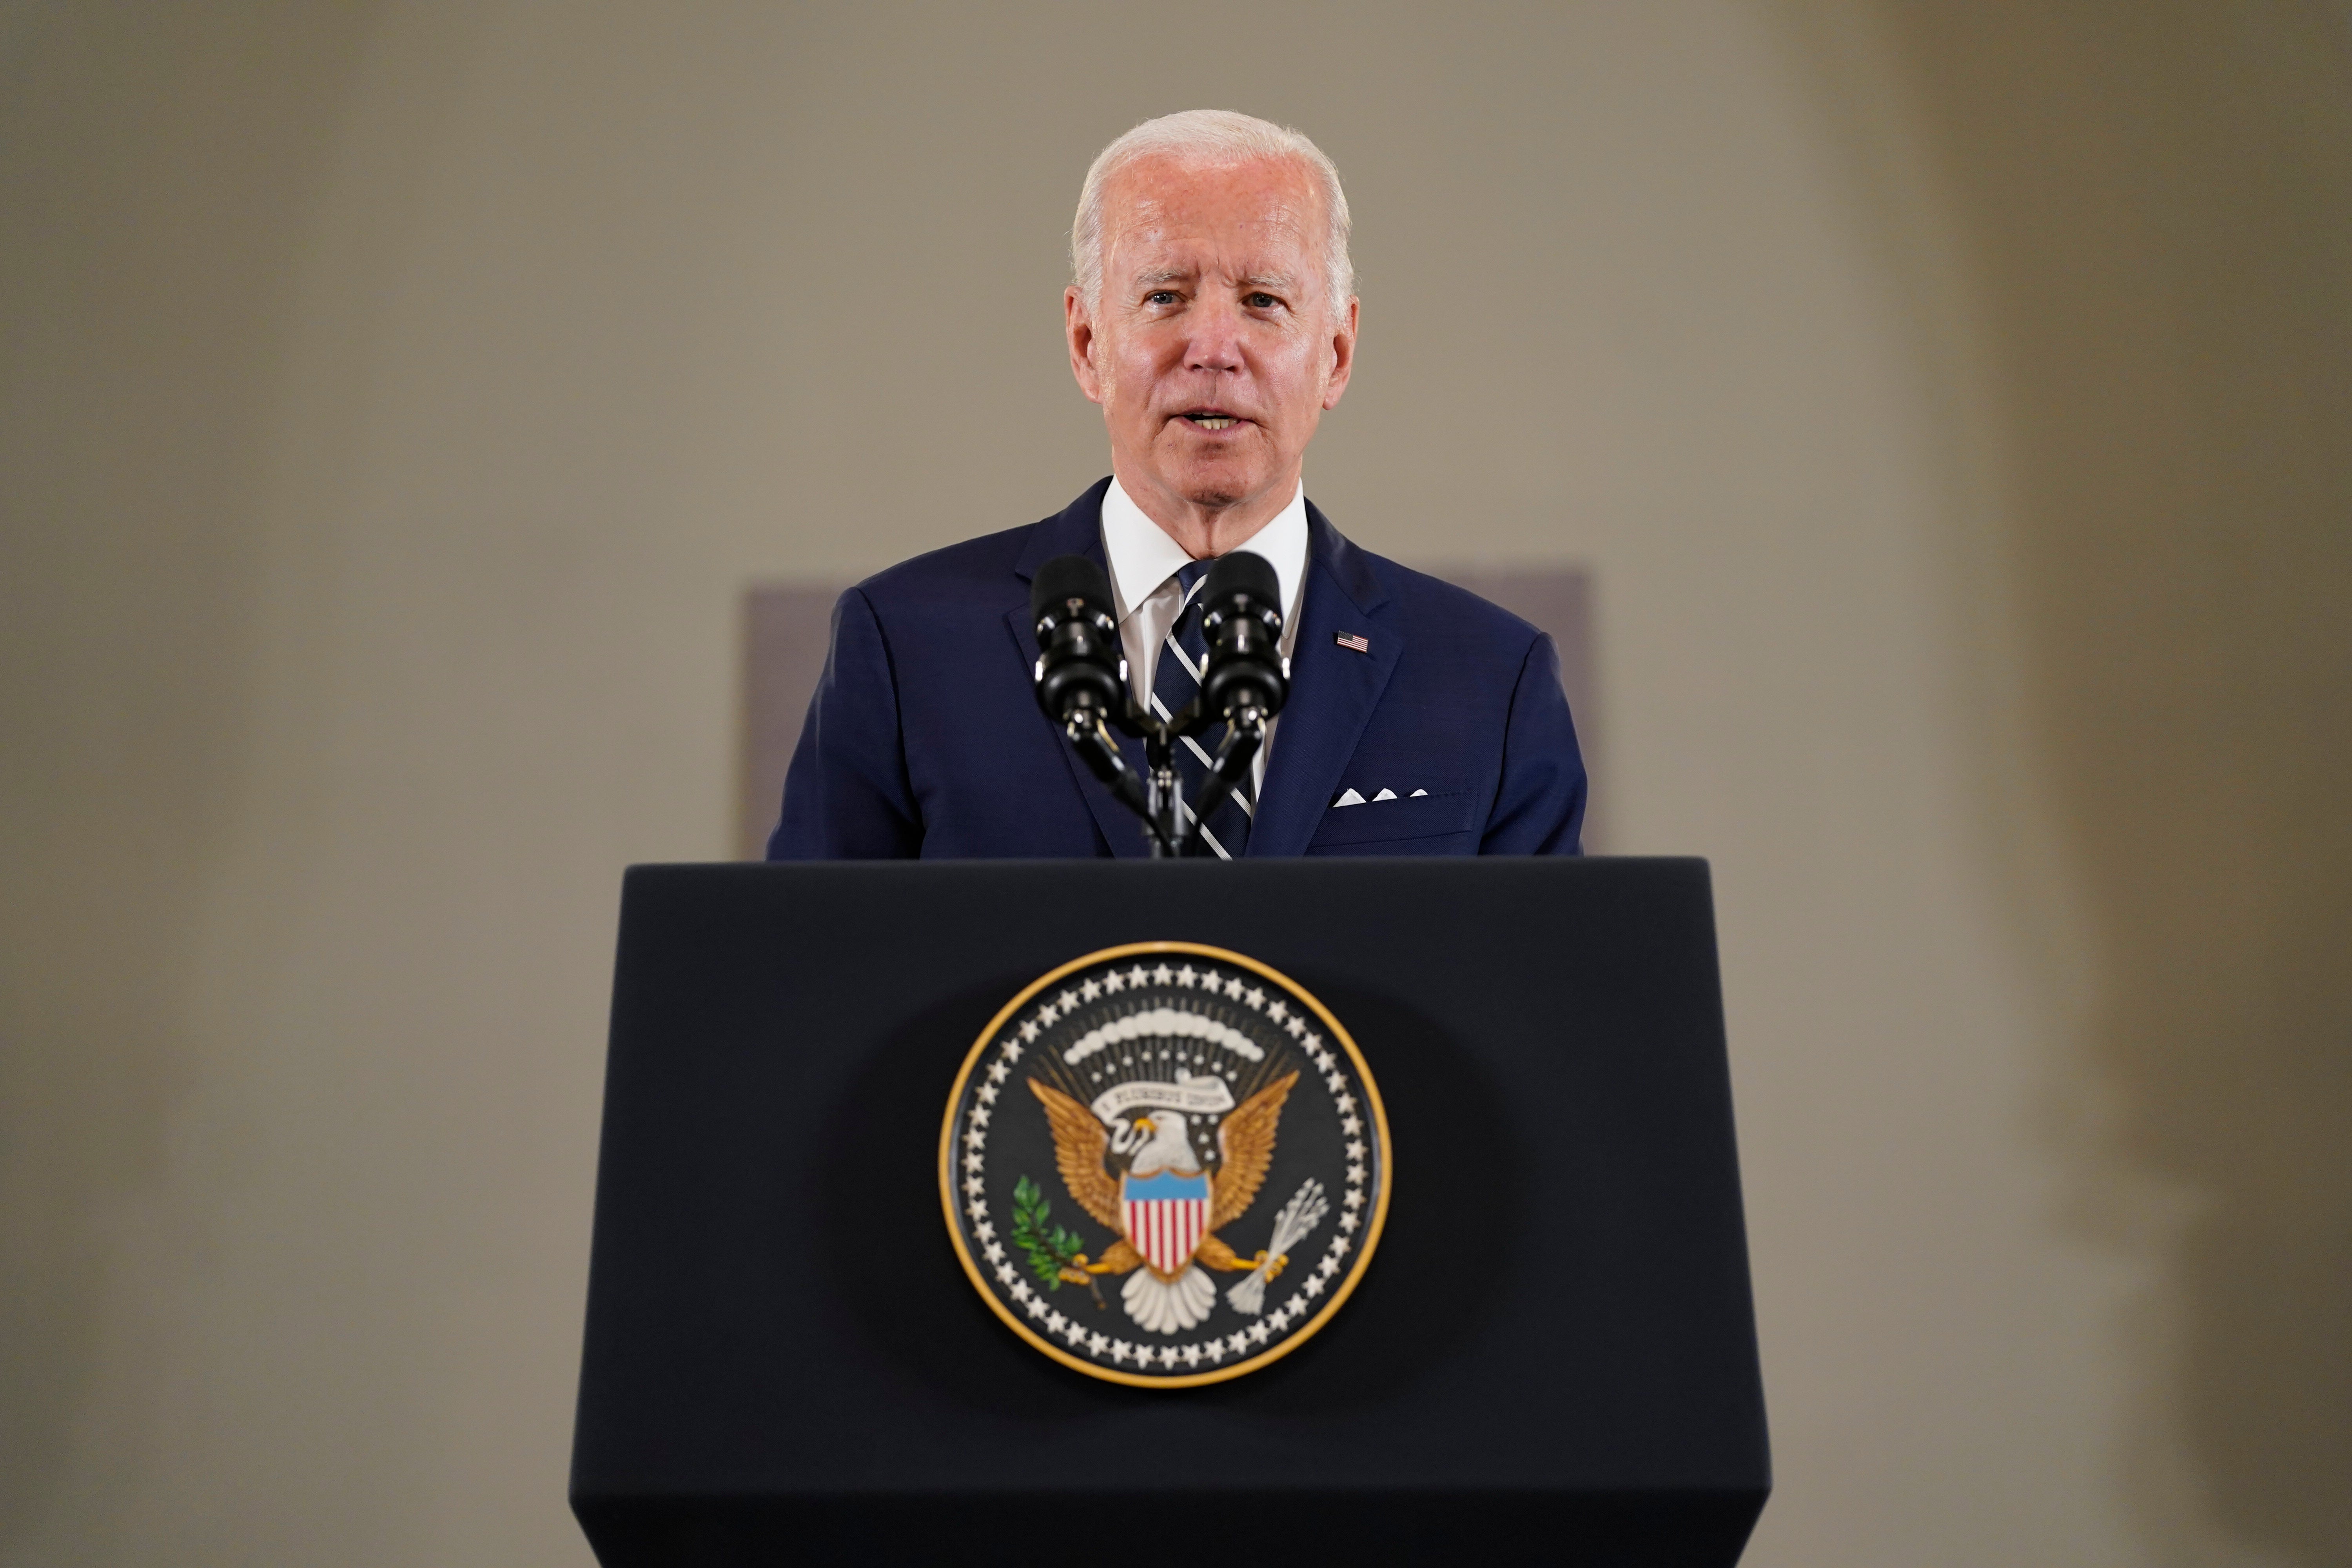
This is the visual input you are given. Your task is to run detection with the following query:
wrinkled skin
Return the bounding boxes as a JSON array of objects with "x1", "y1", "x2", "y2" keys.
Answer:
[{"x1": 1066, "y1": 152, "x2": 1359, "y2": 559}]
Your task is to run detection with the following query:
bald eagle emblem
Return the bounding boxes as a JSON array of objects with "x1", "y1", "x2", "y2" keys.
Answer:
[{"x1": 942, "y1": 942, "x2": 1390, "y2": 1387}]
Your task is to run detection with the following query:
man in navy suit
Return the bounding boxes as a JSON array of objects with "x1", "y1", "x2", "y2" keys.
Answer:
[{"x1": 769, "y1": 111, "x2": 1584, "y2": 860}]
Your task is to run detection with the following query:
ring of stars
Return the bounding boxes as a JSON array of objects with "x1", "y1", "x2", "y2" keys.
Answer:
[{"x1": 952, "y1": 951, "x2": 1382, "y2": 1381}]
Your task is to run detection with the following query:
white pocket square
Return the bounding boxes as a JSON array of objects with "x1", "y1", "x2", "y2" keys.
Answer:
[{"x1": 1332, "y1": 786, "x2": 1433, "y2": 807}]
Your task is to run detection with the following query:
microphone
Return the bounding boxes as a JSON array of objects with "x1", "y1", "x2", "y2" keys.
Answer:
[
  {"x1": 1196, "y1": 551, "x2": 1288, "y2": 723},
  {"x1": 1029, "y1": 554, "x2": 1126, "y2": 726}
]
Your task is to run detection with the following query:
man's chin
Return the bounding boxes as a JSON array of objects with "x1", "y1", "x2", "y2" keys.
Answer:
[{"x1": 1153, "y1": 457, "x2": 1277, "y2": 514}]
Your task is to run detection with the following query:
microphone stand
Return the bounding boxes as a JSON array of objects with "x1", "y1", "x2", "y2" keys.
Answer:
[
  {"x1": 1031, "y1": 552, "x2": 1284, "y2": 858},
  {"x1": 1069, "y1": 706, "x2": 1196, "y2": 858},
  {"x1": 1061, "y1": 713, "x2": 1154, "y2": 842},
  {"x1": 1196, "y1": 702, "x2": 1268, "y2": 817},
  {"x1": 1141, "y1": 724, "x2": 1190, "y2": 859},
  {"x1": 1063, "y1": 702, "x2": 1267, "y2": 858}
]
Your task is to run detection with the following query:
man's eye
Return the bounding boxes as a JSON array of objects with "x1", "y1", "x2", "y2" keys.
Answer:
[
  {"x1": 1145, "y1": 290, "x2": 1180, "y2": 306},
  {"x1": 1245, "y1": 292, "x2": 1280, "y2": 309}
]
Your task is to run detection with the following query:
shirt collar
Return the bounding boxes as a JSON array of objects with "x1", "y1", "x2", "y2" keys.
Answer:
[{"x1": 1100, "y1": 475, "x2": 1310, "y2": 632}]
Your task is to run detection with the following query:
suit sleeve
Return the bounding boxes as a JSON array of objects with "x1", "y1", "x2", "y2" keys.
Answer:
[
  {"x1": 765, "y1": 587, "x2": 922, "y2": 860},
  {"x1": 1480, "y1": 631, "x2": 1588, "y2": 856}
]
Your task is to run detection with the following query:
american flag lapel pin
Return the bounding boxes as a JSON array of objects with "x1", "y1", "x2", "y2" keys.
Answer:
[{"x1": 1334, "y1": 631, "x2": 1371, "y2": 653}]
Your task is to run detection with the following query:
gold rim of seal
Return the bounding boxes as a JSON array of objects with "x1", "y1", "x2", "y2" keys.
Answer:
[{"x1": 937, "y1": 940, "x2": 1393, "y2": 1389}]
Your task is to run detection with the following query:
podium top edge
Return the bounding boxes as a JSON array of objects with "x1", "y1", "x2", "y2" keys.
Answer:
[
  {"x1": 624, "y1": 856, "x2": 1712, "y2": 877},
  {"x1": 615, "y1": 859, "x2": 1718, "y2": 906}
]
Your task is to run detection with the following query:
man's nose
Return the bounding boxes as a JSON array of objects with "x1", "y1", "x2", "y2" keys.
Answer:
[{"x1": 1183, "y1": 299, "x2": 1247, "y2": 374}]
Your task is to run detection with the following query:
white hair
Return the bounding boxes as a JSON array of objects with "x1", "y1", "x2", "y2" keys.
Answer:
[{"x1": 1071, "y1": 109, "x2": 1354, "y2": 320}]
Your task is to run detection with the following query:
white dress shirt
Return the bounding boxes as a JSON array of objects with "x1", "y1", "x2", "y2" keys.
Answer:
[{"x1": 1099, "y1": 476, "x2": 1308, "y2": 789}]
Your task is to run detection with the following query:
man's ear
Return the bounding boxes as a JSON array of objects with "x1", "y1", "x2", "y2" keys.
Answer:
[
  {"x1": 1066, "y1": 287, "x2": 1107, "y2": 406},
  {"x1": 1321, "y1": 295, "x2": 1360, "y2": 411}
]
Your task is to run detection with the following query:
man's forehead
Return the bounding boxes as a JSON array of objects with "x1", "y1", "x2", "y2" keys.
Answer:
[{"x1": 1101, "y1": 153, "x2": 1322, "y2": 238}]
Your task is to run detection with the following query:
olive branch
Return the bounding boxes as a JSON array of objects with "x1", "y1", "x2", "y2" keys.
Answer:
[{"x1": 1011, "y1": 1175, "x2": 1107, "y2": 1310}]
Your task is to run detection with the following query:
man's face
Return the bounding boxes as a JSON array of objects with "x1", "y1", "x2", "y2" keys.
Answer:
[{"x1": 1067, "y1": 154, "x2": 1357, "y2": 535}]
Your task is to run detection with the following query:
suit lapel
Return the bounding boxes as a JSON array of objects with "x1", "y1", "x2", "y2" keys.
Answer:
[
  {"x1": 1249, "y1": 507, "x2": 1401, "y2": 856},
  {"x1": 1007, "y1": 478, "x2": 1150, "y2": 858}
]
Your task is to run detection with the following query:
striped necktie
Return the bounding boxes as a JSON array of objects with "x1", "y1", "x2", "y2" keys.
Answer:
[{"x1": 1149, "y1": 559, "x2": 1252, "y2": 858}]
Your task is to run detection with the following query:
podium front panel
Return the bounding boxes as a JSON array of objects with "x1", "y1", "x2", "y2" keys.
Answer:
[{"x1": 572, "y1": 858, "x2": 1767, "y2": 1564}]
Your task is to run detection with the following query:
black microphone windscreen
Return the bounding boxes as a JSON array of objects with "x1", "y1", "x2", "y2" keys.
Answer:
[
  {"x1": 1203, "y1": 550, "x2": 1280, "y2": 612},
  {"x1": 1031, "y1": 554, "x2": 1115, "y2": 626}
]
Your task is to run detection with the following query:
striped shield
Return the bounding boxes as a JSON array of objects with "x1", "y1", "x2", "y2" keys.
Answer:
[{"x1": 1122, "y1": 1169, "x2": 1212, "y2": 1275}]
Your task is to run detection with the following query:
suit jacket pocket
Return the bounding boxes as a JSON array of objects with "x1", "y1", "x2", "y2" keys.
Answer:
[{"x1": 1303, "y1": 790, "x2": 1480, "y2": 850}]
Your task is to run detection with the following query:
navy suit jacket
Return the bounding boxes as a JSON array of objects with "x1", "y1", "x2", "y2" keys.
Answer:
[{"x1": 766, "y1": 479, "x2": 1585, "y2": 859}]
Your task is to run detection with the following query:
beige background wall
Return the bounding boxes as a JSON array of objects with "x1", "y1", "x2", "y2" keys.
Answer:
[{"x1": 3, "y1": 3, "x2": 2345, "y2": 1564}]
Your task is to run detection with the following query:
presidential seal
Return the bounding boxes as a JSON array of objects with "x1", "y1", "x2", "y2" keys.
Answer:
[{"x1": 940, "y1": 942, "x2": 1390, "y2": 1387}]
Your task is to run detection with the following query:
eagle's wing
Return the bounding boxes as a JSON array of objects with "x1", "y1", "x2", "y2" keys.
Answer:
[
  {"x1": 1027, "y1": 1078, "x2": 1122, "y2": 1230},
  {"x1": 1210, "y1": 1071, "x2": 1299, "y2": 1232}
]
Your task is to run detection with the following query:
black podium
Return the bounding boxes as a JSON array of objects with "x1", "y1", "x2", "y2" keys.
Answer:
[{"x1": 571, "y1": 858, "x2": 1768, "y2": 1565}]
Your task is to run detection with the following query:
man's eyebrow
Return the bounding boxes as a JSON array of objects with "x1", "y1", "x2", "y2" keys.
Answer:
[{"x1": 1127, "y1": 268, "x2": 1299, "y2": 292}]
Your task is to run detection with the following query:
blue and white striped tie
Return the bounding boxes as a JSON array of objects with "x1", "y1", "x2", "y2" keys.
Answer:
[{"x1": 1150, "y1": 559, "x2": 1252, "y2": 859}]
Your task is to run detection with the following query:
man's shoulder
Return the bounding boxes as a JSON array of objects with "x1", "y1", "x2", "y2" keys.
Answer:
[
  {"x1": 1320, "y1": 524, "x2": 1548, "y2": 660},
  {"x1": 1383, "y1": 557, "x2": 1547, "y2": 644},
  {"x1": 849, "y1": 480, "x2": 1106, "y2": 615},
  {"x1": 852, "y1": 521, "x2": 1034, "y2": 606}
]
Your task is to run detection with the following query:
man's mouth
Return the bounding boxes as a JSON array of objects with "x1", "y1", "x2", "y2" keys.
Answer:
[{"x1": 1179, "y1": 410, "x2": 1244, "y2": 432}]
